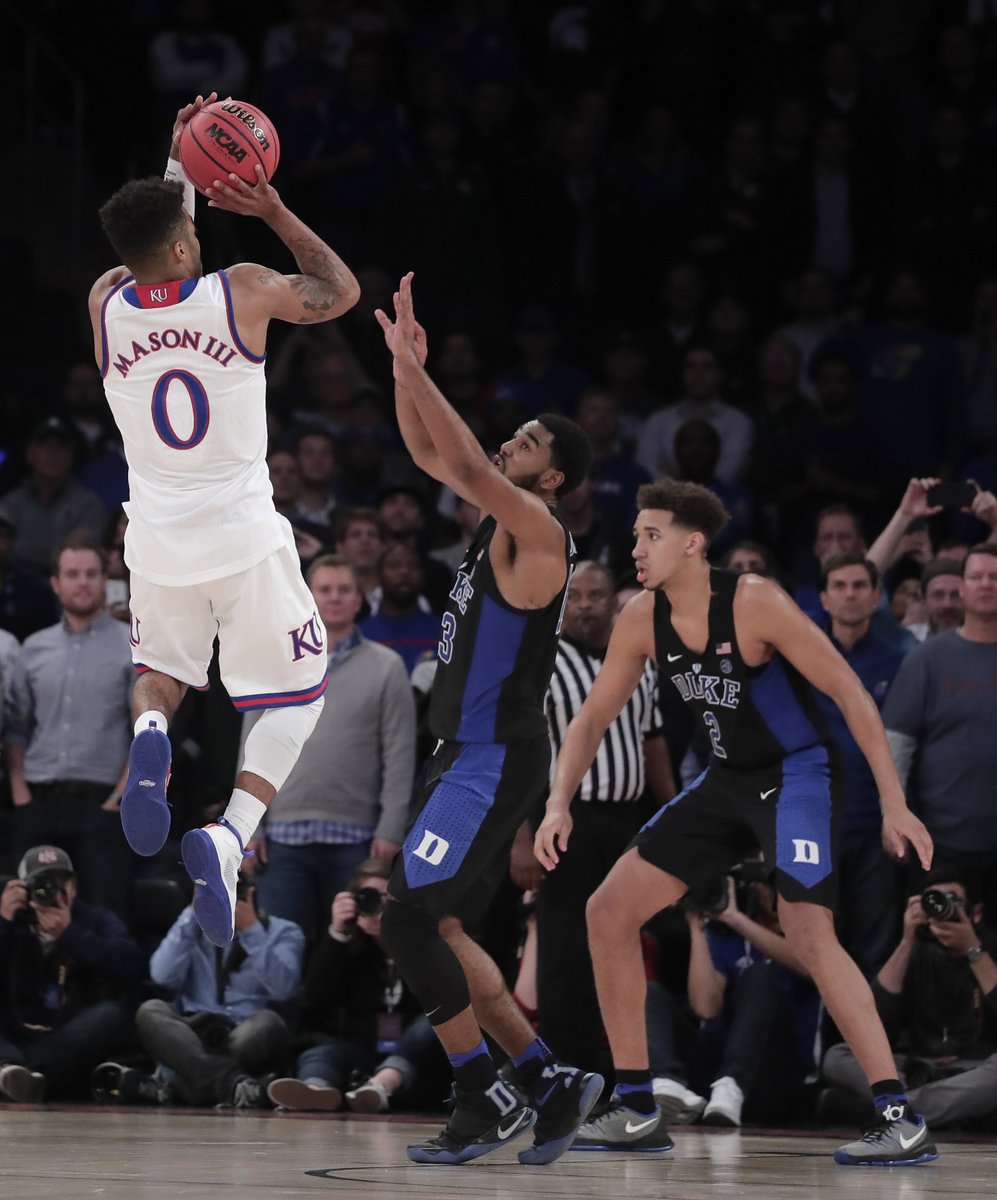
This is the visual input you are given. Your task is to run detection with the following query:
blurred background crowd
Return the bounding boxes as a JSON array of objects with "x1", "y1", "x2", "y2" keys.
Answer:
[{"x1": 2, "y1": 0, "x2": 997, "y2": 1129}]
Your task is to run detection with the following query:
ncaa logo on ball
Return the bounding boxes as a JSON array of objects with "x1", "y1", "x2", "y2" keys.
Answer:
[{"x1": 204, "y1": 122, "x2": 248, "y2": 164}]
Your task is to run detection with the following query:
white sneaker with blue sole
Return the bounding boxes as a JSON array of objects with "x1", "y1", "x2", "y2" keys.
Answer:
[
  {"x1": 120, "y1": 726, "x2": 172, "y2": 856},
  {"x1": 181, "y1": 820, "x2": 243, "y2": 946}
]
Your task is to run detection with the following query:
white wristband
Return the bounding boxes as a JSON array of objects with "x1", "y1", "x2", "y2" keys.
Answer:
[{"x1": 164, "y1": 155, "x2": 195, "y2": 218}]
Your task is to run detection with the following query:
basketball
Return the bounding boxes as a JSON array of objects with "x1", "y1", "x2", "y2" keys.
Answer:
[{"x1": 178, "y1": 99, "x2": 280, "y2": 196}]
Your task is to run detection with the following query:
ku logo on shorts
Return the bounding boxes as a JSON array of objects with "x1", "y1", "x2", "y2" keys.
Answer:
[{"x1": 288, "y1": 612, "x2": 324, "y2": 661}]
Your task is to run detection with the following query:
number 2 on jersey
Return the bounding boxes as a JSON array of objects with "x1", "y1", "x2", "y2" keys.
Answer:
[{"x1": 703, "y1": 710, "x2": 727, "y2": 759}]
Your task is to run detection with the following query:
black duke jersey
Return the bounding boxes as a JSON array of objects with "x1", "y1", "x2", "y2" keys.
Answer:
[
  {"x1": 654, "y1": 568, "x2": 835, "y2": 771},
  {"x1": 429, "y1": 513, "x2": 576, "y2": 744}
]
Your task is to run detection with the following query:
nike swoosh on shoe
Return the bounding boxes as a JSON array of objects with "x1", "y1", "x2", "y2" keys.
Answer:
[
  {"x1": 898, "y1": 1126, "x2": 926, "y2": 1151},
  {"x1": 624, "y1": 1117, "x2": 659, "y2": 1134},
  {"x1": 498, "y1": 1111, "x2": 531, "y2": 1140}
]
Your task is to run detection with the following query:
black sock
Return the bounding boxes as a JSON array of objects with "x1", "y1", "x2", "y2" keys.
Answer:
[
  {"x1": 450, "y1": 1040, "x2": 497, "y2": 1094},
  {"x1": 870, "y1": 1079, "x2": 908, "y2": 1119},
  {"x1": 616, "y1": 1069, "x2": 655, "y2": 1115}
]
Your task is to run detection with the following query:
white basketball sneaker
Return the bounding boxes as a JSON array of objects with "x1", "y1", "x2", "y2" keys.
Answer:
[{"x1": 180, "y1": 819, "x2": 244, "y2": 946}]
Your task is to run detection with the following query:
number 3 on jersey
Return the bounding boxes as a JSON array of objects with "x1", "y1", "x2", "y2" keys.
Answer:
[
  {"x1": 439, "y1": 612, "x2": 457, "y2": 664},
  {"x1": 151, "y1": 369, "x2": 210, "y2": 449},
  {"x1": 703, "y1": 710, "x2": 727, "y2": 759}
]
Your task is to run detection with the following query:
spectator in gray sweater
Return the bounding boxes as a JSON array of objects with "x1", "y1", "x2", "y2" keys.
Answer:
[{"x1": 243, "y1": 554, "x2": 417, "y2": 941}]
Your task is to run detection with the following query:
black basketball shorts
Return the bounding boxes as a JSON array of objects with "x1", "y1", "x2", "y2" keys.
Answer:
[
  {"x1": 389, "y1": 735, "x2": 550, "y2": 922},
  {"x1": 633, "y1": 744, "x2": 844, "y2": 909}
]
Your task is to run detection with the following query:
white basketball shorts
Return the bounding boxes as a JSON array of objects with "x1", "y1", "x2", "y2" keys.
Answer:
[{"x1": 128, "y1": 540, "x2": 328, "y2": 711}]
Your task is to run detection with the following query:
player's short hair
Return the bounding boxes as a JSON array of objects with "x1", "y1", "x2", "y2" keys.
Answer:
[
  {"x1": 636, "y1": 480, "x2": 730, "y2": 546},
  {"x1": 820, "y1": 552, "x2": 879, "y2": 591},
  {"x1": 962, "y1": 544, "x2": 997, "y2": 575},
  {"x1": 537, "y1": 413, "x2": 593, "y2": 497},
  {"x1": 98, "y1": 178, "x2": 187, "y2": 267}
]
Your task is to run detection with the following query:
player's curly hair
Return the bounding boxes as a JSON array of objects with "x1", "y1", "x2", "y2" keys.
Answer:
[
  {"x1": 636, "y1": 480, "x2": 730, "y2": 545},
  {"x1": 98, "y1": 178, "x2": 187, "y2": 267}
]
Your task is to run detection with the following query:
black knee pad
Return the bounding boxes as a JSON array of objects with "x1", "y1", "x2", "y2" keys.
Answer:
[{"x1": 381, "y1": 899, "x2": 470, "y2": 1025}]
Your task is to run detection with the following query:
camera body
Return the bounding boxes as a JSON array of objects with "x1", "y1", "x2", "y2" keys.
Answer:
[
  {"x1": 353, "y1": 886, "x2": 385, "y2": 917},
  {"x1": 26, "y1": 875, "x2": 66, "y2": 908},
  {"x1": 921, "y1": 887, "x2": 962, "y2": 922}
]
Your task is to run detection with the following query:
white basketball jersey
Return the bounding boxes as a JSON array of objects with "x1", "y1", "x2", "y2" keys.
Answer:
[{"x1": 100, "y1": 270, "x2": 288, "y2": 585}]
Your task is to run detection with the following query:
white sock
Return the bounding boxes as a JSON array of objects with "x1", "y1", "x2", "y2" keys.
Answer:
[
  {"x1": 134, "y1": 710, "x2": 168, "y2": 737},
  {"x1": 220, "y1": 789, "x2": 267, "y2": 847}
]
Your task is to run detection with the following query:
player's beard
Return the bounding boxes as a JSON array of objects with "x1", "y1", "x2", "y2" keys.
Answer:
[{"x1": 512, "y1": 470, "x2": 543, "y2": 493}]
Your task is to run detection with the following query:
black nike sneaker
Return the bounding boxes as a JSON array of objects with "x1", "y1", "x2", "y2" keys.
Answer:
[
  {"x1": 407, "y1": 1088, "x2": 537, "y2": 1165},
  {"x1": 518, "y1": 1063, "x2": 605, "y2": 1165}
]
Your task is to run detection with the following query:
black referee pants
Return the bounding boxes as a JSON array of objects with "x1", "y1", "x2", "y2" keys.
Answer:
[{"x1": 535, "y1": 799, "x2": 647, "y2": 1077}]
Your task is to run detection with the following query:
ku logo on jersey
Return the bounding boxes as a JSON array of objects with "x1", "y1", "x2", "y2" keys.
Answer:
[{"x1": 288, "y1": 612, "x2": 325, "y2": 661}]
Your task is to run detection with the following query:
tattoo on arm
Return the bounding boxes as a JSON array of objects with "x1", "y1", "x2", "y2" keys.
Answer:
[{"x1": 286, "y1": 236, "x2": 347, "y2": 322}]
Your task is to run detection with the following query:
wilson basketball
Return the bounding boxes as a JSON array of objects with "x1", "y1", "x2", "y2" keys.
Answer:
[{"x1": 178, "y1": 99, "x2": 280, "y2": 196}]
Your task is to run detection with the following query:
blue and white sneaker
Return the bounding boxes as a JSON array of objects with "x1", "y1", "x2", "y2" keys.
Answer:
[
  {"x1": 834, "y1": 1105, "x2": 938, "y2": 1166},
  {"x1": 120, "y1": 725, "x2": 172, "y2": 856},
  {"x1": 181, "y1": 819, "x2": 244, "y2": 946},
  {"x1": 519, "y1": 1064, "x2": 604, "y2": 1165}
]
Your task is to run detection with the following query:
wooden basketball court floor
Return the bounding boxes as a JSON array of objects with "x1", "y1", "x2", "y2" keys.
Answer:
[{"x1": 3, "y1": 1105, "x2": 997, "y2": 1200}]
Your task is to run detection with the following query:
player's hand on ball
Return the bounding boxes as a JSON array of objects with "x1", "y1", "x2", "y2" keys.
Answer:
[
  {"x1": 206, "y1": 165, "x2": 282, "y2": 218},
  {"x1": 171, "y1": 92, "x2": 218, "y2": 151}
]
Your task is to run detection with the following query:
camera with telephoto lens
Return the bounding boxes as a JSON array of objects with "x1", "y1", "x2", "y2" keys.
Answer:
[
  {"x1": 26, "y1": 874, "x2": 67, "y2": 908},
  {"x1": 921, "y1": 887, "x2": 963, "y2": 922},
  {"x1": 353, "y1": 886, "x2": 386, "y2": 917}
]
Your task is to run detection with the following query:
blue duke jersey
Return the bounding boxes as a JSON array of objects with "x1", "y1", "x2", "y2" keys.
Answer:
[
  {"x1": 99, "y1": 271, "x2": 287, "y2": 586},
  {"x1": 654, "y1": 569, "x2": 835, "y2": 770},
  {"x1": 429, "y1": 514, "x2": 576, "y2": 744}
]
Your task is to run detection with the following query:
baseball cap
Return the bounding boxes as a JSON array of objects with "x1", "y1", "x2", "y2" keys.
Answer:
[
  {"x1": 17, "y1": 845, "x2": 76, "y2": 881},
  {"x1": 28, "y1": 416, "x2": 77, "y2": 448}
]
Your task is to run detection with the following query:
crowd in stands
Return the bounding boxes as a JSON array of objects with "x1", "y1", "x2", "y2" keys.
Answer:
[{"x1": 2, "y1": 0, "x2": 997, "y2": 1130}]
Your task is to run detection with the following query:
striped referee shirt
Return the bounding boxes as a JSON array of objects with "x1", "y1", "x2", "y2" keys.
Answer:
[{"x1": 545, "y1": 636, "x2": 662, "y2": 802}]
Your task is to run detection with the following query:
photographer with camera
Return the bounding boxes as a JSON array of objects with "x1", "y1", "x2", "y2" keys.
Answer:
[
  {"x1": 822, "y1": 866, "x2": 997, "y2": 1128},
  {"x1": 648, "y1": 860, "x2": 821, "y2": 1127},
  {"x1": 0, "y1": 845, "x2": 143, "y2": 1102},
  {"x1": 116, "y1": 873, "x2": 304, "y2": 1108},
  {"x1": 267, "y1": 858, "x2": 448, "y2": 1114}
]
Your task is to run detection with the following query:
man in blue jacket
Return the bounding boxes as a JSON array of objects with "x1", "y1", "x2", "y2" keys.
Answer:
[{"x1": 130, "y1": 876, "x2": 305, "y2": 1107}]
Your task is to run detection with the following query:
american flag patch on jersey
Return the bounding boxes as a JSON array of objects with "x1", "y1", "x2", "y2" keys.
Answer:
[{"x1": 715, "y1": 641, "x2": 731, "y2": 655}]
